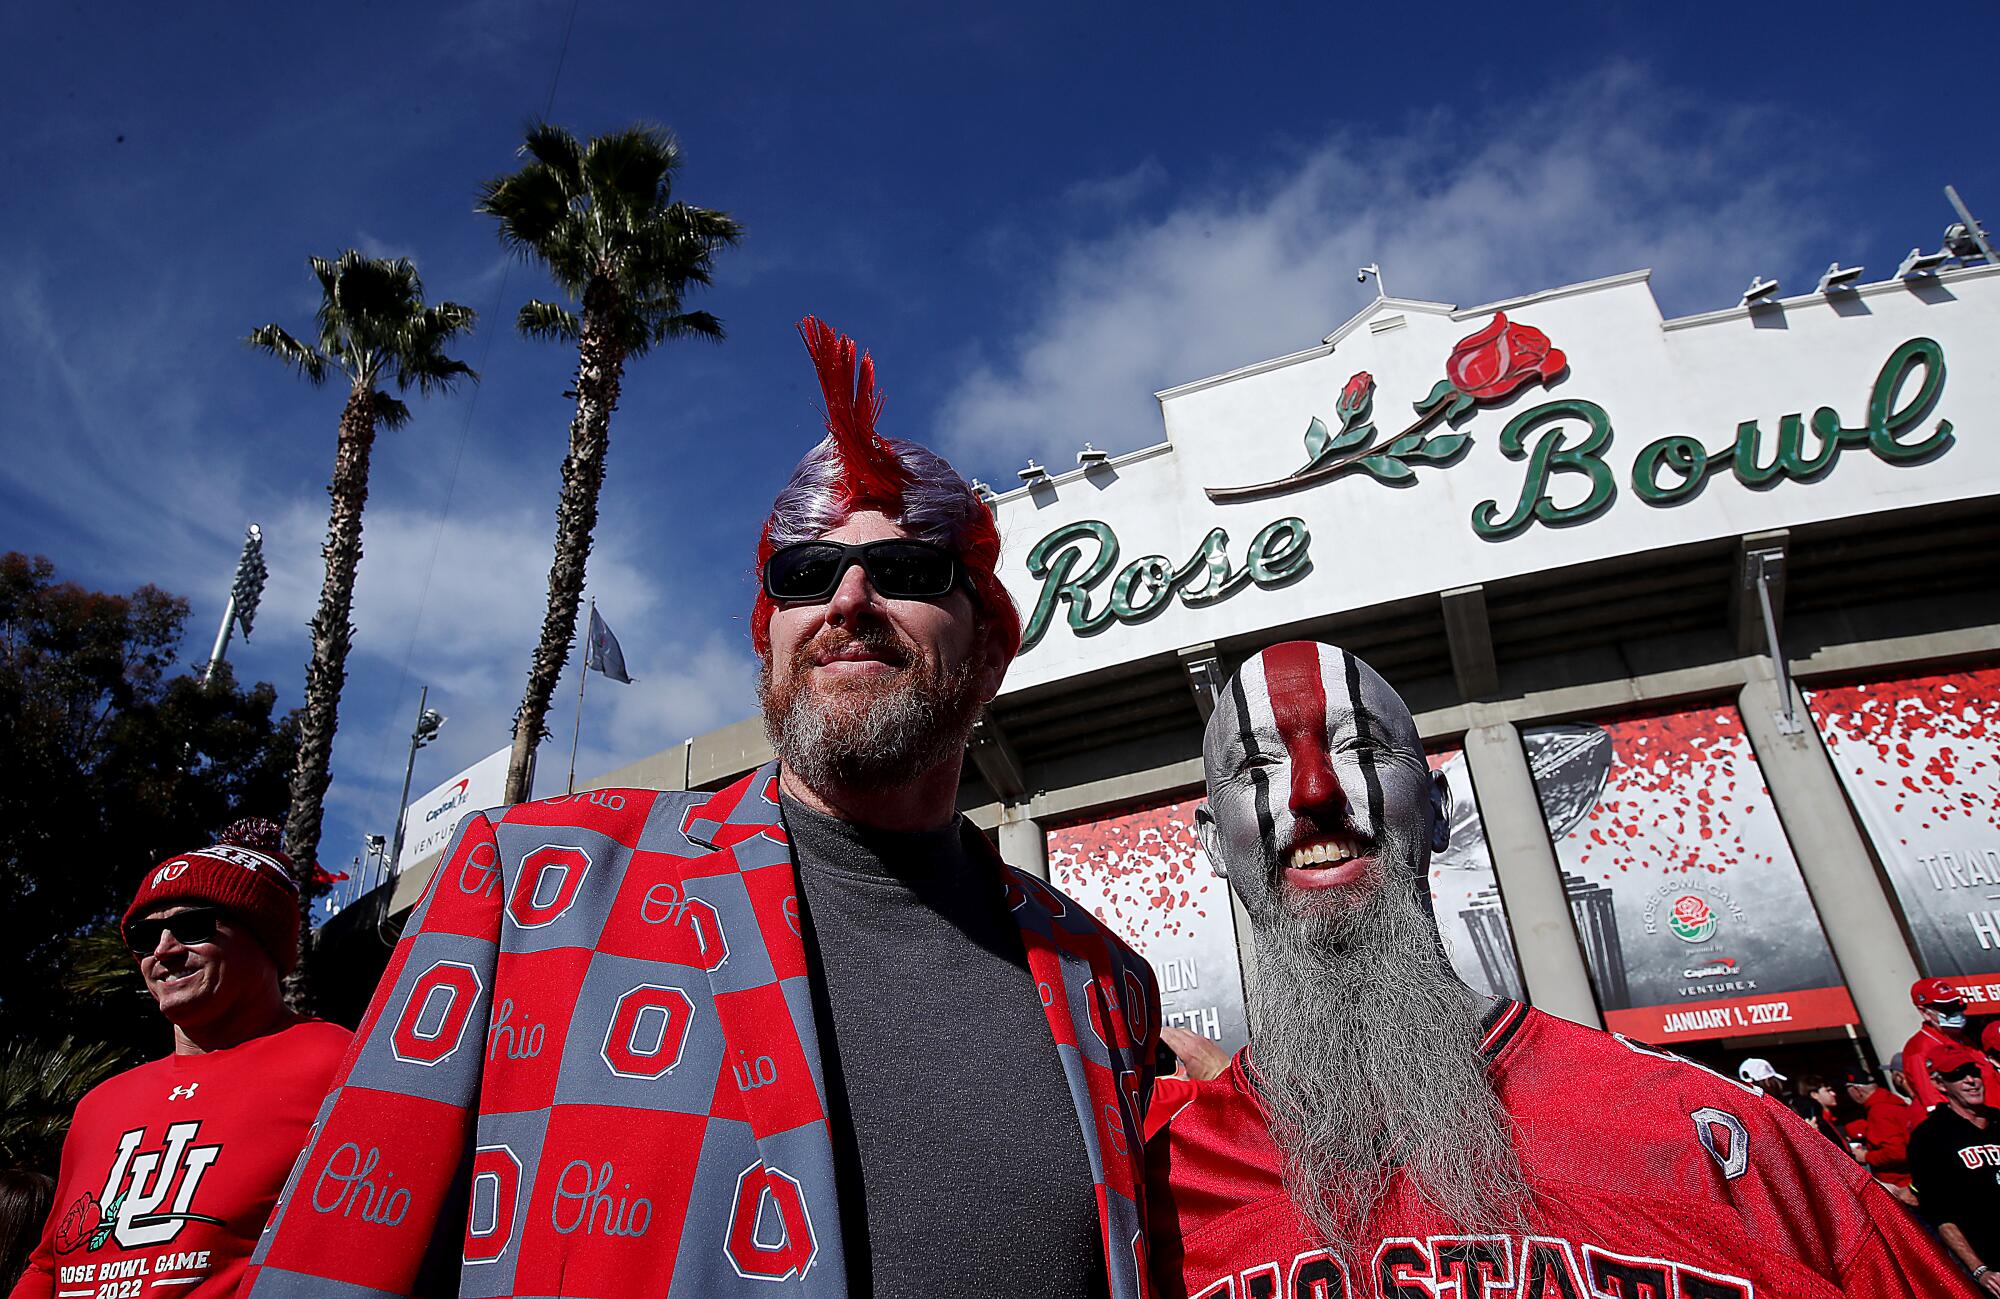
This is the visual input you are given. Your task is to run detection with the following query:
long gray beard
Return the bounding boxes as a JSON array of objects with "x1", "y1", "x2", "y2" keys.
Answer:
[
  {"x1": 761, "y1": 638, "x2": 980, "y2": 795},
  {"x1": 1249, "y1": 877, "x2": 1529, "y2": 1258}
]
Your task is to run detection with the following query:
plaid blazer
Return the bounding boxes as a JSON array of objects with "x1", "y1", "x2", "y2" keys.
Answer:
[{"x1": 243, "y1": 763, "x2": 1160, "y2": 1298}]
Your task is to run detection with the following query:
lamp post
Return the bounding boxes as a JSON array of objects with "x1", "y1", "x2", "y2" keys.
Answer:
[
  {"x1": 386, "y1": 688, "x2": 445, "y2": 885},
  {"x1": 203, "y1": 524, "x2": 267, "y2": 686}
]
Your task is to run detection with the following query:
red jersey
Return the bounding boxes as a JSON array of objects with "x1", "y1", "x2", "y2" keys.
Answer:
[
  {"x1": 1148, "y1": 1001, "x2": 1975, "y2": 1299},
  {"x1": 10, "y1": 1020, "x2": 349, "y2": 1299}
]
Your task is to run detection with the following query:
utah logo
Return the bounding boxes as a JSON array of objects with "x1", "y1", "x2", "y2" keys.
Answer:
[{"x1": 61, "y1": 1122, "x2": 223, "y2": 1252}]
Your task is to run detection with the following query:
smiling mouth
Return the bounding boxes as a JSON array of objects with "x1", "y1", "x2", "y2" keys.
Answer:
[{"x1": 1282, "y1": 833, "x2": 1376, "y2": 889}]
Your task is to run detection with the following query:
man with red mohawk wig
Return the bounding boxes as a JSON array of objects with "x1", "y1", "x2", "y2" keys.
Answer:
[{"x1": 244, "y1": 319, "x2": 1160, "y2": 1299}]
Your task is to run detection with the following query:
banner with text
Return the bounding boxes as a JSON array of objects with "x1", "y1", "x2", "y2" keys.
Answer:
[
  {"x1": 1524, "y1": 705, "x2": 1857, "y2": 1045},
  {"x1": 397, "y1": 746, "x2": 511, "y2": 876},
  {"x1": 1048, "y1": 798, "x2": 1249, "y2": 1054},
  {"x1": 1429, "y1": 746, "x2": 1526, "y2": 1002},
  {"x1": 1808, "y1": 668, "x2": 2000, "y2": 1000}
]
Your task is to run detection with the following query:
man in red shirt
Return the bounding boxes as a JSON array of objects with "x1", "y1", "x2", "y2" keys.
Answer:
[
  {"x1": 1905, "y1": 979, "x2": 2000, "y2": 1111},
  {"x1": 1843, "y1": 1066, "x2": 1923, "y2": 1190},
  {"x1": 1147, "y1": 641, "x2": 1973, "y2": 1299},
  {"x1": 10, "y1": 822, "x2": 349, "y2": 1299}
]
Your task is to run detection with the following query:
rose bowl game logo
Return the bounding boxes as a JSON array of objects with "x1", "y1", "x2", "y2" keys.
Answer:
[{"x1": 1668, "y1": 894, "x2": 1720, "y2": 944}]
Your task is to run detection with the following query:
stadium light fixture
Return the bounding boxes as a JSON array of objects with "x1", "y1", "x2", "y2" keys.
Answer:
[
  {"x1": 1077, "y1": 442, "x2": 1109, "y2": 469},
  {"x1": 1018, "y1": 459, "x2": 1050, "y2": 485},
  {"x1": 1740, "y1": 276, "x2": 1782, "y2": 308},
  {"x1": 1815, "y1": 263, "x2": 1864, "y2": 295},
  {"x1": 1897, "y1": 246, "x2": 1953, "y2": 279}
]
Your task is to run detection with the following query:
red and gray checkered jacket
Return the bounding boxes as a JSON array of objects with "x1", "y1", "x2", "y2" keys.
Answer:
[{"x1": 242, "y1": 762, "x2": 1161, "y2": 1298}]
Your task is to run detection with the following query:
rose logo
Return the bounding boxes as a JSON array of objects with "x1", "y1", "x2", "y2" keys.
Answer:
[
  {"x1": 1430, "y1": 311, "x2": 1568, "y2": 409},
  {"x1": 1668, "y1": 894, "x2": 1719, "y2": 944},
  {"x1": 1207, "y1": 310, "x2": 1569, "y2": 503}
]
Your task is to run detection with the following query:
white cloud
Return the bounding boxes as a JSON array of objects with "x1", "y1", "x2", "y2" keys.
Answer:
[{"x1": 939, "y1": 66, "x2": 1833, "y2": 469}]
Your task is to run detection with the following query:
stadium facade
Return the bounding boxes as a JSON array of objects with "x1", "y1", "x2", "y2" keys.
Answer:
[{"x1": 396, "y1": 255, "x2": 2000, "y2": 1075}]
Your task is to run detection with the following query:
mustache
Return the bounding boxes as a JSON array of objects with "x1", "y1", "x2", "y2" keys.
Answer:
[{"x1": 799, "y1": 625, "x2": 912, "y2": 669}]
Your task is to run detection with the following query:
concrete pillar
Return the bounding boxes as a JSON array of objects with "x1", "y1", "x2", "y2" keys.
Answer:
[
  {"x1": 996, "y1": 805, "x2": 1049, "y2": 880},
  {"x1": 1460, "y1": 718, "x2": 1604, "y2": 1028},
  {"x1": 1737, "y1": 667, "x2": 1922, "y2": 1060}
]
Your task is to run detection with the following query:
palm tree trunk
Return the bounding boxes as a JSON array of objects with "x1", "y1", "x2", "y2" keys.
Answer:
[
  {"x1": 505, "y1": 276, "x2": 626, "y2": 804},
  {"x1": 281, "y1": 382, "x2": 377, "y2": 1008}
]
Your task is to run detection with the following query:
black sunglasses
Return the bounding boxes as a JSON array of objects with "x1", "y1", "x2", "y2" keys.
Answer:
[
  {"x1": 763, "y1": 539, "x2": 961, "y2": 602},
  {"x1": 127, "y1": 908, "x2": 224, "y2": 955}
]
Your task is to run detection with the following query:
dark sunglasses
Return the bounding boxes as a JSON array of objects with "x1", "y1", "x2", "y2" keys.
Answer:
[
  {"x1": 127, "y1": 908, "x2": 224, "y2": 954},
  {"x1": 763, "y1": 539, "x2": 961, "y2": 602}
]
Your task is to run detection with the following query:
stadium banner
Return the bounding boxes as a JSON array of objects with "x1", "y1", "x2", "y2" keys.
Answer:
[
  {"x1": 1807, "y1": 667, "x2": 2000, "y2": 1000},
  {"x1": 1428, "y1": 745, "x2": 1526, "y2": 1002},
  {"x1": 396, "y1": 745, "x2": 511, "y2": 875},
  {"x1": 1523, "y1": 704, "x2": 1858, "y2": 1045},
  {"x1": 1048, "y1": 798, "x2": 1250, "y2": 1054}
]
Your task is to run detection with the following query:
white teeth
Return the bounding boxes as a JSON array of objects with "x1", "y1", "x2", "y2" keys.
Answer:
[{"x1": 1288, "y1": 837, "x2": 1364, "y2": 869}]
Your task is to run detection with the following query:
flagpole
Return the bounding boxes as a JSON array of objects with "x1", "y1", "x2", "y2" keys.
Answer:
[{"x1": 568, "y1": 595, "x2": 592, "y2": 794}]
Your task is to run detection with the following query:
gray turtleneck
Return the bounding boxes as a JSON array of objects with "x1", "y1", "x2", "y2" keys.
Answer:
[{"x1": 780, "y1": 793, "x2": 1106, "y2": 1299}]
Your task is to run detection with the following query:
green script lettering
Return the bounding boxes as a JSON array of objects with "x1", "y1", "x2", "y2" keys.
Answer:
[
  {"x1": 1019, "y1": 518, "x2": 1312, "y2": 652},
  {"x1": 1472, "y1": 399, "x2": 1617, "y2": 540},
  {"x1": 1626, "y1": 336, "x2": 1953, "y2": 510}
]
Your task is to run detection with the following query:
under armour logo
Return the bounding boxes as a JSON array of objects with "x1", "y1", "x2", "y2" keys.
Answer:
[{"x1": 168, "y1": 1083, "x2": 199, "y2": 1101}]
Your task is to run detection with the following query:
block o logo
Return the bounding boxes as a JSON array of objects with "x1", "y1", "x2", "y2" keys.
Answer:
[
  {"x1": 392, "y1": 960, "x2": 483, "y2": 1066},
  {"x1": 601, "y1": 984, "x2": 695, "y2": 1079},
  {"x1": 508, "y1": 845, "x2": 592, "y2": 929},
  {"x1": 464, "y1": 1144, "x2": 522, "y2": 1264},
  {"x1": 1123, "y1": 968, "x2": 1147, "y2": 1041},
  {"x1": 726, "y1": 1161, "x2": 817, "y2": 1282}
]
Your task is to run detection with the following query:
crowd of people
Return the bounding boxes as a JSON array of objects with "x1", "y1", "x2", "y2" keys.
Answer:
[
  {"x1": 1737, "y1": 980, "x2": 2000, "y2": 1294},
  {"x1": 5, "y1": 319, "x2": 1994, "y2": 1298}
]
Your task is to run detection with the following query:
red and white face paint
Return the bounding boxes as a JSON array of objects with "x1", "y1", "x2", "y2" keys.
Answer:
[{"x1": 1198, "y1": 642, "x2": 1444, "y2": 923}]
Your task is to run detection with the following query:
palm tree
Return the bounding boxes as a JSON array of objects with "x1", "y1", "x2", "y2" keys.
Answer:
[
  {"x1": 249, "y1": 253, "x2": 475, "y2": 1000},
  {"x1": 477, "y1": 123, "x2": 741, "y2": 804}
]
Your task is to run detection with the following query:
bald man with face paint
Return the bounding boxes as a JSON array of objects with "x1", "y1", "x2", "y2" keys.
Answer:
[{"x1": 1145, "y1": 641, "x2": 1974, "y2": 1299}]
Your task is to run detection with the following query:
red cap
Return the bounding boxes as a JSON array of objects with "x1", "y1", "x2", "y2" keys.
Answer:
[
  {"x1": 1912, "y1": 976, "x2": 1965, "y2": 1009},
  {"x1": 1933, "y1": 1045, "x2": 1987, "y2": 1082},
  {"x1": 1981, "y1": 1020, "x2": 2000, "y2": 1057},
  {"x1": 123, "y1": 819, "x2": 302, "y2": 972}
]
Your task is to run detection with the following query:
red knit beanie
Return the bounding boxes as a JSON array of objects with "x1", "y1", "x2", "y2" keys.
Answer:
[{"x1": 123, "y1": 818, "x2": 303, "y2": 972}]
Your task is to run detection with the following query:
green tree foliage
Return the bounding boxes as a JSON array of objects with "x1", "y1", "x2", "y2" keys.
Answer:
[
  {"x1": 248, "y1": 252, "x2": 474, "y2": 1003},
  {"x1": 0, "y1": 553, "x2": 299, "y2": 1110},
  {"x1": 477, "y1": 124, "x2": 739, "y2": 803}
]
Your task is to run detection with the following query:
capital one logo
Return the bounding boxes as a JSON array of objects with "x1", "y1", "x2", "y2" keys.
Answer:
[
  {"x1": 93, "y1": 1122, "x2": 223, "y2": 1249},
  {"x1": 725, "y1": 1162, "x2": 817, "y2": 1282},
  {"x1": 601, "y1": 985, "x2": 695, "y2": 1079},
  {"x1": 392, "y1": 960, "x2": 484, "y2": 1066},
  {"x1": 508, "y1": 845, "x2": 592, "y2": 929}
]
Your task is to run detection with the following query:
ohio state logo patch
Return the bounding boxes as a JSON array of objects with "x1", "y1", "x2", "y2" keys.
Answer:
[{"x1": 725, "y1": 1161, "x2": 817, "y2": 1281}]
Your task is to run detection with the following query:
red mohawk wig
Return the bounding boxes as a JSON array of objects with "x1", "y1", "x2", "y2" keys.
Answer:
[
  {"x1": 751, "y1": 316, "x2": 1020, "y2": 661},
  {"x1": 796, "y1": 316, "x2": 912, "y2": 512}
]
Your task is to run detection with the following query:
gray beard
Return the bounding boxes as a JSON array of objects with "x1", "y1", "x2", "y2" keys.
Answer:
[
  {"x1": 1248, "y1": 874, "x2": 1529, "y2": 1258},
  {"x1": 760, "y1": 636, "x2": 980, "y2": 795}
]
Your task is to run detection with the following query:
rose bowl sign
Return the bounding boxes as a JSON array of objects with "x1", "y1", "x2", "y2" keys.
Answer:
[{"x1": 991, "y1": 268, "x2": 1997, "y2": 686}]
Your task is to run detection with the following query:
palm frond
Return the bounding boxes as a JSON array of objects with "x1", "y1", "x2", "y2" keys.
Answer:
[
  {"x1": 0, "y1": 1036, "x2": 129, "y2": 1167},
  {"x1": 370, "y1": 388, "x2": 412, "y2": 430},
  {"x1": 392, "y1": 301, "x2": 480, "y2": 394},
  {"x1": 520, "y1": 121, "x2": 586, "y2": 195},
  {"x1": 582, "y1": 125, "x2": 680, "y2": 235},
  {"x1": 61, "y1": 926, "x2": 147, "y2": 1004},
  {"x1": 517, "y1": 299, "x2": 582, "y2": 344},
  {"x1": 246, "y1": 323, "x2": 329, "y2": 384},
  {"x1": 477, "y1": 164, "x2": 577, "y2": 266}
]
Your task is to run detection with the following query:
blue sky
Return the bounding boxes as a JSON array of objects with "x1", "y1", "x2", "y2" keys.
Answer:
[{"x1": 5, "y1": 2, "x2": 1993, "y2": 910}]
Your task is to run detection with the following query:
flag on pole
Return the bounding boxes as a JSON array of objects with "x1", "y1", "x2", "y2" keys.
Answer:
[{"x1": 586, "y1": 605, "x2": 633, "y2": 683}]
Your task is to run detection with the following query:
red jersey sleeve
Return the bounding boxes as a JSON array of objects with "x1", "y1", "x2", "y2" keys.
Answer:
[
  {"x1": 240, "y1": 812, "x2": 505, "y2": 1297},
  {"x1": 1906, "y1": 1029, "x2": 1948, "y2": 1111}
]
